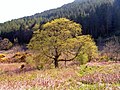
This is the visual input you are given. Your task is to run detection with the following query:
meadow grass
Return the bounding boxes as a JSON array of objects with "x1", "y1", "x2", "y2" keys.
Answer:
[{"x1": 0, "y1": 62, "x2": 119, "y2": 90}]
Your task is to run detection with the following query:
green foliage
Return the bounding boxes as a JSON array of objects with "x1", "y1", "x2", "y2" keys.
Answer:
[
  {"x1": 78, "y1": 65, "x2": 99, "y2": 77},
  {"x1": 25, "y1": 56, "x2": 34, "y2": 66},
  {"x1": 76, "y1": 53, "x2": 89, "y2": 64},
  {"x1": 76, "y1": 35, "x2": 98, "y2": 61},
  {"x1": 33, "y1": 54, "x2": 49, "y2": 70},
  {"x1": 99, "y1": 55, "x2": 110, "y2": 62},
  {"x1": 26, "y1": 53, "x2": 50, "y2": 70},
  {"x1": 0, "y1": 0, "x2": 120, "y2": 45},
  {"x1": 0, "y1": 18, "x2": 42, "y2": 44},
  {"x1": 32, "y1": 24, "x2": 40, "y2": 31},
  {"x1": 28, "y1": 18, "x2": 98, "y2": 68},
  {"x1": 78, "y1": 63, "x2": 120, "y2": 84},
  {"x1": 0, "y1": 38, "x2": 13, "y2": 50}
]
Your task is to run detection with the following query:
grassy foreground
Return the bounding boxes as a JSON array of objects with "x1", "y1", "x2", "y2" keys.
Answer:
[{"x1": 0, "y1": 62, "x2": 120, "y2": 90}]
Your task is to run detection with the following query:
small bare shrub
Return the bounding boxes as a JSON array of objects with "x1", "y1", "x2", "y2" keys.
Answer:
[
  {"x1": 0, "y1": 38, "x2": 13, "y2": 50},
  {"x1": 102, "y1": 36, "x2": 120, "y2": 61}
]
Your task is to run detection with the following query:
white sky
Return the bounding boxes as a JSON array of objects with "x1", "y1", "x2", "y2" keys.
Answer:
[{"x1": 0, "y1": 0, "x2": 74, "y2": 23}]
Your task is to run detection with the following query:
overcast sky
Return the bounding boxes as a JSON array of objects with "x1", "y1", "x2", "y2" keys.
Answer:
[{"x1": 0, "y1": 0, "x2": 74, "y2": 23}]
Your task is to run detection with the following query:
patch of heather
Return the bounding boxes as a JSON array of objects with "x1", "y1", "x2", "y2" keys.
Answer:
[
  {"x1": 0, "y1": 77, "x2": 65, "y2": 90},
  {"x1": 80, "y1": 63, "x2": 120, "y2": 84},
  {"x1": 80, "y1": 72, "x2": 120, "y2": 84},
  {"x1": 0, "y1": 62, "x2": 119, "y2": 89}
]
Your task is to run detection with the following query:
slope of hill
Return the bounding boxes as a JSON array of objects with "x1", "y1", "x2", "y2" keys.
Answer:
[{"x1": 0, "y1": 0, "x2": 120, "y2": 44}]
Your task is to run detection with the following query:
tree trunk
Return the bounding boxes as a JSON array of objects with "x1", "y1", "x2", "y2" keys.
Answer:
[{"x1": 54, "y1": 58, "x2": 59, "y2": 68}]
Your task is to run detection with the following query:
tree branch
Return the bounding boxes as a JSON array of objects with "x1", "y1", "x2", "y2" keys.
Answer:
[
  {"x1": 58, "y1": 59, "x2": 73, "y2": 62},
  {"x1": 41, "y1": 48, "x2": 55, "y2": 59},
  {"x1": 58, "y1": 46, "x2": 81, "y2": 62}
]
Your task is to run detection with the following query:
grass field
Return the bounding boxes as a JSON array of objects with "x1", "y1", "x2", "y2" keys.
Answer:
[{"x1": 0, "y1": 62, "x2": 120, "y2": 90}]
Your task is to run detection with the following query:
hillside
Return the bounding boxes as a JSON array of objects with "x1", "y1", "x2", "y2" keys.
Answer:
[
  {"x1": 0, "y1": 0, "x2": 120, "y2": 44},
  {"x1": 0, "y1": 1, "x2": 120, "y2": 89}
]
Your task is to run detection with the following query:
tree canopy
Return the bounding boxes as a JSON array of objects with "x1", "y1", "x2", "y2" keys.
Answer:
[{"x1": 28, "y1": 18, "x2": 98, "y2": 68}]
